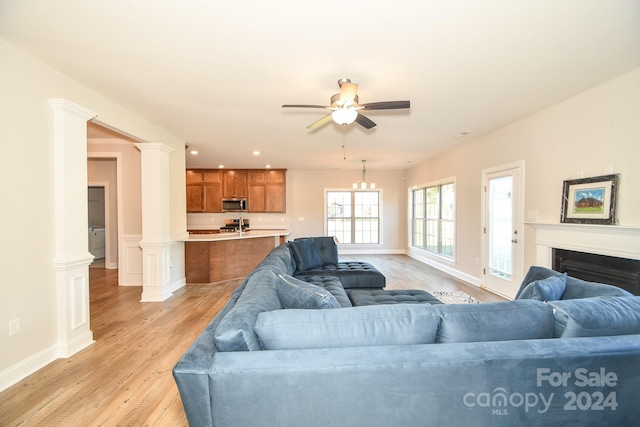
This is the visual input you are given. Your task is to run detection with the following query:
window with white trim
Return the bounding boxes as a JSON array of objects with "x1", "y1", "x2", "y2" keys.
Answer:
[
  {"x1": 411, "y1": 181, "x2": 455, "y2": 258},
  {"x1": 326, "y1": 190, "x2": 380, "y2": 244}
]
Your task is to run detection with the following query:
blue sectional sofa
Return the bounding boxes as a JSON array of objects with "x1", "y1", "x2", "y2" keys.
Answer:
[{"x1": 173, "y1": 238, "x2": 640, "y2": 427}]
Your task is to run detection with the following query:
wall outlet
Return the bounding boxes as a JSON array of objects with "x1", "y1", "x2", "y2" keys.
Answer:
[{"x1": 9, "y1": 318, "x2": 20, "y2": 336}]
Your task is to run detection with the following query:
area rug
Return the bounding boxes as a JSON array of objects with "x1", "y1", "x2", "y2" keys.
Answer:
[{"x1": 432, "y1": 291, "x2": 480, "y2": 304}]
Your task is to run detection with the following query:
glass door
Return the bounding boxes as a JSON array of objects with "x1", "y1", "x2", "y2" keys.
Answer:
[{"x1": 483, "y1": 164, "x2": 522, "y2": 298}]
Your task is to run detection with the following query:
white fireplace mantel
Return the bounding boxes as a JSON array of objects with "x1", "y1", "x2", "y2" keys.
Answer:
[{"x1": 527, "y1": 222, "x2": 640, "y2": 268}]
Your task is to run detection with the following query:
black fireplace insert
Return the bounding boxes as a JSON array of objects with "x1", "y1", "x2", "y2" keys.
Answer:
[{"x1": 553, "y1": 249, "x2": 640, "y2": 295}]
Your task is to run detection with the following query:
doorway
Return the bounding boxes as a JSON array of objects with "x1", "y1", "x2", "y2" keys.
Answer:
[
  {"x1": 88, "y1": 185, "x2": 108, "y2": 268},
  {"x1": 87, "y1": 155, "x2": 119, "y2": 273},
  {"x1": 481, "y1": 161, "x2": 524, "y2": 298}
]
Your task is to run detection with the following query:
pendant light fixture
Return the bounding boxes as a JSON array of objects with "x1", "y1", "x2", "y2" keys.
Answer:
[{"x1": 353, "y1": 160, "x2": 375, "y2": 189}]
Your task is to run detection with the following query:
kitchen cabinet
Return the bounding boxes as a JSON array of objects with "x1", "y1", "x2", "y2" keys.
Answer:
[
  {"x1": 223, "y1": 170, "x2": 247, "y2": 198},
  {"x1": 186, "y1": 170, "x2": 223, "y2": 213},
  {"x1": 187, "y1": 168, "x2": 285, "y2": 213},
  {"x1": 248, "y1": 169, "x2": 286, "y2": 213}
]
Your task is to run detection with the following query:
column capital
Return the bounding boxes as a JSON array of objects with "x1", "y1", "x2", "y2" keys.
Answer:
[
  {"x1": 48, "y1": 98, "x2": 97, "y2": 120},
  {"x1": 135, "y1": 142, "x2": 175, "y2": 154}
]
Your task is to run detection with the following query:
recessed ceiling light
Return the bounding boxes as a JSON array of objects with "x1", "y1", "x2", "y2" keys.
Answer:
[
  {"x1": 218, "y1": 164, "x2": 224, "y2": 169},
  {"x1": 190, "y1": 150, "x2": 198, "y2": 155},
  {"x1": 265, "y1": 164, "x2": 271, "y2": 169},
  {"x1": 253, "y1": 151, "x2": 261, "y2": 156},
  {"x1": 455, "y1": 131, "x2": 471, "y2": 138}
]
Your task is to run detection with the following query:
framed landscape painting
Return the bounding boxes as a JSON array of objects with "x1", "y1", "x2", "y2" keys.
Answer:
[{"x1": 560, "y1": 174, "x2": 618, "y2": 225}]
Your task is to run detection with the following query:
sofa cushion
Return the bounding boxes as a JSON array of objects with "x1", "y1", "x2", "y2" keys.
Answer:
[
  {"x1": 295, "y1": 261, "x2": 386, "y2": 289},
  {"x1": 347, "y1": 289, "x2": 444, "y2": 306},
  {"x1": 516, "y1": 266, "x2": 632, "y2": 300},
  {"x1": 255, "y1": 304, "x2": 441, "y2": 350},
  {"x1": 299, "y1": 275, "x2": 352, "y2": 308},
  {"x1": 276, "y1": 274, "x2": 341, "y2": 309},
  {"x1": 256, "y1": 243, "x2": 295, "y2": 276},
  {"x1": 517, "y1": 273, "x2": 567, "y2": 302},
  {"x1": 312, "y1": 236, "x2": 339, "y2": 265},
  {"x1": 548, "y1": 296, "x2": 640, "y2": 338},
  {"x1": 214, "y1": 268, "x2": 283, "y2": 351},
  {"x1": 434, "y1": 300, "x2": 554, "y2": 343},
  {"x1": 290, "y1": 238, "x2": 323, "y2": 272}
]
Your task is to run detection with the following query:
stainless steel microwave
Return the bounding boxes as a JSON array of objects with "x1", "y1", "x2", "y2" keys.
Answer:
[{"x1": 222, "y1": 198, "x2": 247, "y2": 212}]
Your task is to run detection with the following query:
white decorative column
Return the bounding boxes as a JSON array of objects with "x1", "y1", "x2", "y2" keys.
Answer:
[
  {"x1": 136, "y1": 143, "x2": 175, "y2": 302},
  {"x1": 49, "y1": 99, "x2": 97, "y2": 357}
]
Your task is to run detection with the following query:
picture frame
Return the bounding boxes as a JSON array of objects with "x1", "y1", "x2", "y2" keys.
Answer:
[{"x1": 560, "y1": 174, "x2": 619, "y2": 225}]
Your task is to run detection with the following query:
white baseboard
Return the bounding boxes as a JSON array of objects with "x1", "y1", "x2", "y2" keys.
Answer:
[
  {"x1": 170, "y1": 277, "x2": 186, "y2": 294},
  {"x1": 338, "y1": 248, "x2": 405, "y2": 255},
  {"x1": 0, "y1": 345, "x2": 58, "y2": 393},
  {"x1": 57, "y1": 331, "x2": 95, "y2": 359},
  {"x1": 406, "y1": 247, "x2": 481, "y2": 287}
]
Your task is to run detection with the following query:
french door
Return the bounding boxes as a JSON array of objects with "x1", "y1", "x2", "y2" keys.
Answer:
[{"x1": 482, "y1": 162, "x2": 524, "y2": 298}]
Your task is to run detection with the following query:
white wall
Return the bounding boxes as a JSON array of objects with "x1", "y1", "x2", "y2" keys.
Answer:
[
  {"x1": 405, "y1": 67, "x2": 640, "y2": 286},
  {"x1": 0, "y1": 38, "x2": 187, "y2": 388}
]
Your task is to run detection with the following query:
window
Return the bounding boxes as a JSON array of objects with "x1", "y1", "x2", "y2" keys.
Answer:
[
  {"x1": 411, "y1": 181, "x2": 455, "y2": 258},
  {"x1": 326, "y1": 191, "x2": 380, "y2": 244}
]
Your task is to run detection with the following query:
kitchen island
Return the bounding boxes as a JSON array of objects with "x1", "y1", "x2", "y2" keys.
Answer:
[{"x1": 183, "y1": 229, "x2": 290, "y2": 283}]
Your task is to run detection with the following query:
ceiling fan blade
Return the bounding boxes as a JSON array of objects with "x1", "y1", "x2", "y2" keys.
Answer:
[
  {"x1": 361, "y1": 100, "x2": 410, "y2": 110},
  {"x1": 355, "y1": 113, "x2": 376, "y2": 129},
  {"x1": 307, "y1": 114, "x2": 334, "y2": 129},
  {"x1": 339, "y1": 83, "x2": 358, "y2": 103},
  {"x1": 282, "y1": 104, "x2": 331, "y2": 109}
]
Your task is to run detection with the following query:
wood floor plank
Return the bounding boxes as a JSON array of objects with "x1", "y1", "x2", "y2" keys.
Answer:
[{"x1": 0, "y1": 254, "x2": 504, "y2": 426}]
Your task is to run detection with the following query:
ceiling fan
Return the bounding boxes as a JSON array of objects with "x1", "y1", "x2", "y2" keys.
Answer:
[{"x1": 282, "y1": 78, "x2": 410, "y2": 130}]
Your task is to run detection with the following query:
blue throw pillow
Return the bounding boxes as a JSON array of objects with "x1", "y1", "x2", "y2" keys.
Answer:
[
  {"x1": 312, "y1": 236, "x2": 339, "y2": 265},
  {"x1": 548, "y1": 296, "x2": 640, "y2": 338},
  {"x1": 277, "y1": 274, "x2": 340, "y2": 309},
  {"x1": 289, "y1": 238, "x2": 323, "y2": 271},
  {"x1": 517, "y1": 273, "x2": 567, "y2": 302}
]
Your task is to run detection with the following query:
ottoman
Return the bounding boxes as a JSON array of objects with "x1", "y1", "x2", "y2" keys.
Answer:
[{"x1": 347, "y1": 289, "x2": 444, "y2": 306}]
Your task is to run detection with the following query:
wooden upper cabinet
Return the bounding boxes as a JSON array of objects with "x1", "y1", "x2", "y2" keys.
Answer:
[
  {"x1": 248, "y1": 185, "x2": 266, "y2": 212},
  {"x1": 186, "y1": 183, "x2": 204, "y2": 212},
  {"x1": 188, "y1": 168, "x2": 285, "y2": 213},
  {"x1": 186, "y1": 170, "x2": 204, "y2": 185},
  {"x1": 223, "y1": 170, "x2": 247, "y2": 198},
  {"x1": 248, "y1": 169, "x2": 286, "y2": 213},
  {"x1": 186, "y1": 169, "x2": 223, "y2": 213},
  {"x1": 203, "y1": 170, "x2": 222, "y2": 184}
]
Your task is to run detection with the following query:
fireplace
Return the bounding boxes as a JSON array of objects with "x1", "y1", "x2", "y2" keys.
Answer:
[
  {"x1": 529, "y1": 222, "x2": 640, "y2": 296},
  {"x1": 553, "y1": 249, "x2": 640, "y2": 295}
]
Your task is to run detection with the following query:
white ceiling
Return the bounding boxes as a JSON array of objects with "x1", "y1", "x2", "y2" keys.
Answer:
[{"x1": 2, "y1": 0, "x2": 639, "y2": 171}]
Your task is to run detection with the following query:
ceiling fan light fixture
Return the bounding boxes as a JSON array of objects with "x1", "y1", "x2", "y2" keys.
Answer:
[{"x1": 332, "y1": 108, "x2": 358, "y2": 125}]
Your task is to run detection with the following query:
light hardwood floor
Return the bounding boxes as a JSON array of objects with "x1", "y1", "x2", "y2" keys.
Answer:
[{"x1": 0, "y1": 255, "x2": 504, "y2": 426}]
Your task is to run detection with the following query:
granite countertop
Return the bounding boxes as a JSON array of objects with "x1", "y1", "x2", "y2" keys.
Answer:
[{"x1": 182, "y1": 229, "x2": 290, "y2": 242}]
